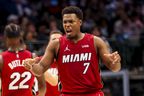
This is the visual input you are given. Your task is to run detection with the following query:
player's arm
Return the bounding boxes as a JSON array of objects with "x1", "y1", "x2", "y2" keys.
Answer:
[
  {"x1": 24, "y1": 39, "x2": 59, "y2": 76},
  {"x1": 94, "y1": 36, "x2": 121, "y2": 72},
  {"x1": 36, "y1": 76, "x2": 46, "y2": 96},
  {"x1": 33, "y1": 56, "x2": 58, "y2": 86},
  {"x1": 31, "y1": 56, "x2": 58, "y2": 86},
  {"x1": 31, "y1": 53, "x2": 46, "y2": 96}
]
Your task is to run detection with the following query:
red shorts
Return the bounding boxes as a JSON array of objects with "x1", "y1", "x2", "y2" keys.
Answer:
[{"x1": 60, "y1": 91, "x2": 104, "y2": 96}]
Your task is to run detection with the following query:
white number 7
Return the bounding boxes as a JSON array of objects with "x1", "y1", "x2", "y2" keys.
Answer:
[{"x1": 83, "y1": 63, "x2": 90, "y2": 74}]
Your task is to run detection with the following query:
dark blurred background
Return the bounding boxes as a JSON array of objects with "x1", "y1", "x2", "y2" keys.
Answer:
[{"x1": 0, "y1": 0, "x2": 144, "y2": 96}]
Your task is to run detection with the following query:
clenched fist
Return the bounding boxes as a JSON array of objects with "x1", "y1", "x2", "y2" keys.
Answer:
[{"x1": 23, "y1": 57, "x2": 40, "y2": 70}]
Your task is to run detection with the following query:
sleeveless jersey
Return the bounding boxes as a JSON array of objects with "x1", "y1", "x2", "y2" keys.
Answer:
[
  {"x1": 57, "y1": 33, "x2": 103, "y2": 95},
  {"x1": 1, "y1": 50, "x2": 35, "y2": 96}
]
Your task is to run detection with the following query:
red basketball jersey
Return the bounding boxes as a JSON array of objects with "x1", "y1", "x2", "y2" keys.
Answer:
[
  {"x1": 1, "y1": 50, "x2": 35, "y2": 96},
  {"x1": 57, "y1": 33, "x2": 103, "y2": 95},
  {"x1": 45, "y1": 62, "x2": 60, "y2": 96},
  {"x1": 45, "y1": 82, "x2": 60, "y2": 96}
]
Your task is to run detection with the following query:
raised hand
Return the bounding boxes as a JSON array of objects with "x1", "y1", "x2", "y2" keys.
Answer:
[
  {"x1": 23, "y1": 58, "x2": 36, "y2": 70},
  {"x1": 104, "y1": 51, "x2": 121, "y2": 65}
]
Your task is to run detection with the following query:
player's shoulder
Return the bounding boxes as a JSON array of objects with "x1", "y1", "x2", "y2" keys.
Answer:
[
  {"x1": 0, "y1": 50, "x2": 9, "y2": 56},
  {"x1": 93, "y1": 35, "x2": 104, "y2": 42},
  {"x1": 21, "y1": 49, "x2": 33, "y2": 57},
  {"x1": 22, "y1": 49, "x2": 32, "y2": 54},
  {"x1": 83, "y1": 33, "x2": 102, "y2": 42},
  {"x1": 93, "y1": 35, "x2": 108, "y2": 49},
  {"x1": 84, "y1": 33, "x2": 94, "y2": 39},
  {"x1": 23, "y1": 49, "x2": 31, "y2": 52}
]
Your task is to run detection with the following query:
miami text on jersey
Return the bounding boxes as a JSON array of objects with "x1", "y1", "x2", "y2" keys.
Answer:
[{"x1": 62, "y1": 53, "x2": 92, "y2": 63}]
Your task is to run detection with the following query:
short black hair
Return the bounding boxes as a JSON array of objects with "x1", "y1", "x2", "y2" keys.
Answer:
[
  {"x1": 62, "y1": 6, "x2": 83, "y2": 20},
  {"x1": 4, "y1": 23, "x2": 22, "y2": 38},
  {"x1": 50, "y1": 31, "x2": 63, "y2": 36}
]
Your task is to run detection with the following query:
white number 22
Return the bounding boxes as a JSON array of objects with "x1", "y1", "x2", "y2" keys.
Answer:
[
  {"x1": 9, "y1": 72, "x2": 31, "y2": 90},
  {"x1": 83, "y1": 63, "x2": 90, "y2": 74}
]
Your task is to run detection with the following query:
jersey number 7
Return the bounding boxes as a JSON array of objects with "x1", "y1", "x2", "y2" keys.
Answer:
[{"x1": 83, "y1": 63, "x2": 90, "y2": 74}]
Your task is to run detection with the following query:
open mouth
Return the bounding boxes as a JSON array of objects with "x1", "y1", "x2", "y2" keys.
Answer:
[{"x1": 66, "y1": 29, "x2": 72, "y2": 33}]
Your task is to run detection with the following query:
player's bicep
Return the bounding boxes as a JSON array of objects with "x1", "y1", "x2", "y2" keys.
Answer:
[
  {"x1": 94, "y1": 37, "x2": 110, "y2": 62},
  {"x1": 40, "y1": 41, "x2": 57, "y2": 72}
]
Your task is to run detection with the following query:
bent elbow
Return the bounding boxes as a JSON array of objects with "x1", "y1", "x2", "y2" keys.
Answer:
[
  {"x1": 111, "y1": 66, "x2": 121, "y2": 72},
  {"x1": 35, "y1": 73, "x2": 43, "y2": 77},
  {"x1": 33, "y1": 70, "x2": 43, "y2": 77}
]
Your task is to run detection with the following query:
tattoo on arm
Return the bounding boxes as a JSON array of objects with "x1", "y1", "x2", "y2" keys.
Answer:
[{"x1": 39, "y1": 61, "x2": 50, "y2": 73}]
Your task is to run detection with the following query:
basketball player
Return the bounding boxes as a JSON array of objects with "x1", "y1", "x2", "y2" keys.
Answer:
[
  {"x1": 23, "y1": 6, "x2": 121, "y2": 96},
  {"x1": 44, "y1": 31, "x2": 62, "y2": 96},
  {"x1": 0, "y1": 23, "x2": 46, "y2": 96},
  {"x1": 32, "y1": 31, "x2": 62, "y2": 96}
]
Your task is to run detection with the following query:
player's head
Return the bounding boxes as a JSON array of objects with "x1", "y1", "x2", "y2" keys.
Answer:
[
  {"x1": 4, "y1": 23, "x2": 23, "y2": 48},
  {"x1": 49, "y1": 31, "x2": 63, "y2": 42},
  {"x1": 62, "y1": 6, "x2": 83, "y2": 39}
]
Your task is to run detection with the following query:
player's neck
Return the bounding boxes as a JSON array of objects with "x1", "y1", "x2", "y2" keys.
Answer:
[
  {"x1": 8, "y1": 45, "x2": 24, "y2": 52},
  {"x1": 70, "y1": 33, "x2": 85, "y2": 43}
]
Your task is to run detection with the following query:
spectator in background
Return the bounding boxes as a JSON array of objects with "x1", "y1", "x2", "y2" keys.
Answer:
[
  {"x1": 39, "y1": 0, "x2": 61, "y2": 17},
  {"x1": 82, "y1": 9, "x2": 95, "y2": 32},
  {"x1": 91, "y1": 26, "x2": 111, "y2": 51},
  {"x1": 24, "y1": 22, "x2": 37, "y2": 42},
  {"x1": 37, "y1": 24, "x2": 49, "y2": 41},
  {"x1": 129, "y1": 12, "x2": 144, "y2": 70},
  {"x1": 7, "y1": 14, "x2": 19, "y2": 24},
  {"x1": 11, "y1": 0, "x2": 32, "y2": 17},
  {"x1": 19, "y1": 16, "x2": 30, "y2": 34},
  {"x1": 113, "y1": 12, "x2": 132, "y2": 43},
  {"x1": 24, "y1": 22, "x2": 38, "y2": 51},
  {"x1": 98, "y1": 18, "x2": 109, "y2": 37},
  {"x1": 140, "y1": 28, "x2": 144, "y2": 70},
  {"x1": 49, "y1": 16, "x2": 61, "y2": 32}
]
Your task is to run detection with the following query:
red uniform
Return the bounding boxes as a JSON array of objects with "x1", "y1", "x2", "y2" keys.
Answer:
[
  {"x1": 1, "y1": 50, "x2": 35, "y2": 96},
  {"x1": 45, "y1": 62, "x2": 60, "y2": 96},
  {"x1": 57, "y1": 34, "x2": 104, "y2": 96}
]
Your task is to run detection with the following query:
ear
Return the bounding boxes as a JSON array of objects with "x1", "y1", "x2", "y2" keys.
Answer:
[{"x1": 79, "y1": 20, "x2": 82, "y2": 26}]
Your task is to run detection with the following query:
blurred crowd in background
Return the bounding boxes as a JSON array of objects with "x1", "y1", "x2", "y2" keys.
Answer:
[
  {"x1": 0, "y1": 0, "x2": 144, "y2": 72},
  {"x1": 0, "y1": 0, "x2": 144, "y2": 70},
  {"x1": 0, "y1": 0, "x2": 144, "y2": 96}
]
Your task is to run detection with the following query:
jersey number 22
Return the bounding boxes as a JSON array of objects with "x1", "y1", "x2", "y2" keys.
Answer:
[{"x1": 9, "y1": 72, "x2": 31, "y2": 90}]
